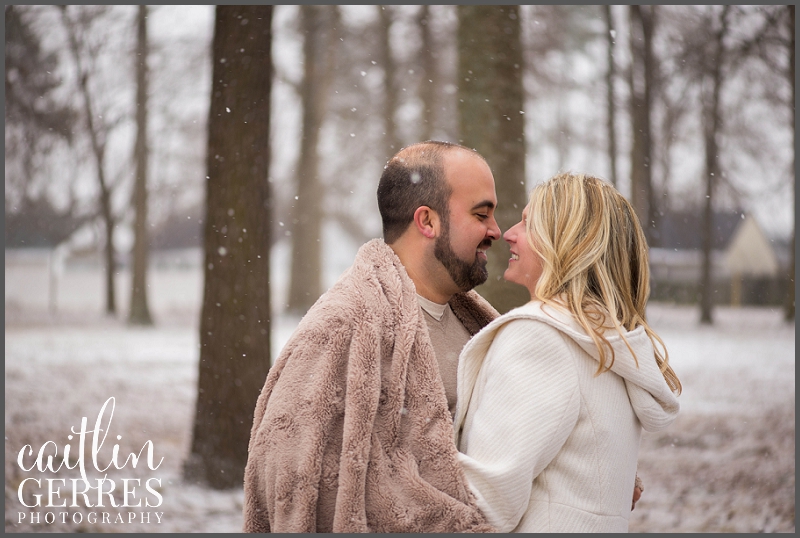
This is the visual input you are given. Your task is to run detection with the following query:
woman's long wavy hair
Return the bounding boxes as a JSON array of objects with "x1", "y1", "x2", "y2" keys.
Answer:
[{"x1": 526, "y1": 173, "x2": 681, "y2": 394}]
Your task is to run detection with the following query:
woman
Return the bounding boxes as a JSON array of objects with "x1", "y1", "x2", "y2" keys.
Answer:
[{"x1": 453, "y1": 173, "x2": 681, "y2": 533}]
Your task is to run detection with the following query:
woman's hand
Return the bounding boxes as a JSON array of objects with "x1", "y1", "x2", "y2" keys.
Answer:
[{"x1": 631, "y1": 474, "x2": 644, "y2": 510}]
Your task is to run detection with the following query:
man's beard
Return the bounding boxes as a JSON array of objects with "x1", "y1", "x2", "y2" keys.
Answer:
[{"x1": 434, "y1": 220, "x2": 491, "y2": 292}]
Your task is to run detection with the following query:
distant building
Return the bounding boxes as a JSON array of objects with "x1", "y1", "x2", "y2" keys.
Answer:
[
  {"x1": 4, "y1": 198, "x2": 89, "y2": 249},
  {"x1": 649, "y1": 210, "x2": 788, "y2": 306},
  {"x1": 149, "y1": 209, "x2": 203, "y2": 251},
  {"x1": 147, "y1": 207, "x2": 204, "y2": 269}
]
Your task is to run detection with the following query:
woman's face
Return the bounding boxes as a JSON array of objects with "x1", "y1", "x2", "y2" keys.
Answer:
[{"x1": 503, "y1": 203, "x2": 543, "y2": 298}]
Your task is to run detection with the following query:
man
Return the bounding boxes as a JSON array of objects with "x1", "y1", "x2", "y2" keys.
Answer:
[{"x1": 243, "y1": 141, "x2": 500, "y2": 532}]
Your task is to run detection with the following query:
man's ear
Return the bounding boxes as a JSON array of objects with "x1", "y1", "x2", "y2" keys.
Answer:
[{"x1": 413, "y1": 206, "x2": 440, "y2": 239}]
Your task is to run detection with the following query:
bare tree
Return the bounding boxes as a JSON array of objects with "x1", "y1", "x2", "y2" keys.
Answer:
[
  {"x1": 647, "y1": 10, "x2": 696, "y2": 231},
  {"x1": 286, "y1": 6, "x2": 340, "y2": 315},
  {"x1": 144, "y1": 7, "x2": 213, "y2": 244},
  {"x1": 733, "y1": 5, "x2": 796, "y2": 320},
  {"x1": 59, "y1": 5, "x2": 129, "y2": 316},
  {"x1": 426, "y1": 6, "x2": 460, "y2": 143},
  {"x1": 417, "y1": 5, "x2": 438, "y2": 142},
  {"x1": 697, "y1": 6, "x2": 731, "y2": 324},
  {"x1": 5, "y1": 6, "x2": 76, "y2": 210},
  {"x1": 377, "y1": 5, "x2": 402, "y2": 160},
  {"x1": 185, "y1": 5, "x2": 273, "y2": 490},
  {"x1": 629, "y1": 5, "x2": 657, "y2": 245},
  {"x1": 5, "y1": 4, "x2": 89, "y2": 263},
  {"x1": 721, "y1": 6, "x2": 793, "y2": 318},
  {"x1": 518, "y1": 6, "x2": 612, "y2": 183},
  {"x1": 128, "y1": 4, "x2": 153, "y2": 326},
  {"x1": 656, "y1": 6, "x2": 793, "y2": 318},
  {"x1": 787, "y1": 5, "x2": 795, "y2": 322},
  {"x1": 457, "y1": 5, "x2": 528, "y2": 314},
  {"x1": 603, "y1": 5, "x2": 618, "y2": 187}
]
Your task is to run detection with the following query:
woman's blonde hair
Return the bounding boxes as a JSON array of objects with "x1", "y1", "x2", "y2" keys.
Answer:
[{"x1": 526, "y1": 172, "x2": 681, "y2": 394}]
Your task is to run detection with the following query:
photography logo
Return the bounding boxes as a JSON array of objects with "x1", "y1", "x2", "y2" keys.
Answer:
[{"x1": 15, "y1": 397, "x2": 165, "y2": 527}]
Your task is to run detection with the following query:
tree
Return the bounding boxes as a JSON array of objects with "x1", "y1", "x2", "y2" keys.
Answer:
[
  {"x1": 5, "y1": 6, "x2": 80, "y2": 245},
  {"x1": 417, "y1": 5, "x2": 438, "y2": 142},
  {"x1": 128, "y1": 4, "x2": 153, "y2": 326},
  {"x1": 697, "y1": 6, "x2": 731, "y2": 324},
  {"x1": 656, "y1": 6, "x2": 794, "y2": 319},
  {"x1": 5, "y1": 6, "x2": 75, "y2": 193},
  {"x1": 457, "y1": 5, "x2": 528, "y2": 314},
  {"x1": 629, "y1": 5, "x2": 657, "y2": 245},
  {"x1": 185, "y1": 5, "x2": 273, "y2": 489},
  {"x1": 646, "y1": 14, "x2": 695, "y2": 237},
  {"x1": 141, "y1": 6, "x2": 214, "y2": 249},
  {"x1": 603, "y1": 5, "x2": 618, "y2": 187},
  {"x1": 738, "y1": 5, "x2": 797, "y2": 320},
  {"x1": 285, "y1": 6, "x2": 339, "y2": 315},
  {"x1": 377, "y1": 6, "x2": 402, "y2": 159},
  {"x1": 786, "y1": 5, "x2": 795, "y2": 321},
  {"x1": 59, "y1": 5, "x2": 130, "y2": 316},
  {"x1": 422, "y1": 6, "x2": 460, "y2": 144}
]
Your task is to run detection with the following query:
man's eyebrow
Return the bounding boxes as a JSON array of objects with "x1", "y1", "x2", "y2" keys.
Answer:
[{"x1": 471, "y1": 200, "x2": 495, "y2": 211}]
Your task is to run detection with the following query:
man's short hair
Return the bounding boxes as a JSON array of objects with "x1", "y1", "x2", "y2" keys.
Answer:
[{"x1": 377, "y1": 141, "x2": 483, "y2": 244}]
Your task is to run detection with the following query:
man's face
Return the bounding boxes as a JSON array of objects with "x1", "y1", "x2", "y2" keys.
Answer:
[
  {"x1": 434, "y1": 218, "x2": 493, "y2": 291},
  {"x1": 434, "y1": 151, "x2": 501, "y2": 293}
]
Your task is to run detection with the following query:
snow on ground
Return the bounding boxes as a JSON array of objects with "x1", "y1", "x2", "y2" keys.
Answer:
[
  {"x1": 629, "y1": 304, "x2": 795, "y2": 533},
  {"x1": 4, "y1": 254, "x2": 795, "y2": 533}
]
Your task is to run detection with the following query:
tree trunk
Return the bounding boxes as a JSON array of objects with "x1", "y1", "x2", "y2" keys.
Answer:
[
  {"x1": 101, "y1": 195, "x2": 115, "y2": 316},
  {"x1": 603, "y1": 5, "x2": 618, "y2": 187},
  {"x1": 418, "y1": 5, "x2": 437, "y2": 142},
  {"x1": 378, "y1": 6, "x2": 402, "y2": 160},
  {"x1": 699, "y1": 6, "x2": 729, "y2": 325},
  {"x1": 628, "y1": 5, "x2": 656, "y2": 245},
  {"x1": 457, "y1": 5, "x2": 528, "y2": 314},
  {"x1": 286, "y1": 6, "x2": 338, "y2": 315},
  {"x1": 129, "y1": 4, "x2": 153, "y2": 326},
  {"x1": 185, "y1": 5, "x2": 273, "y2": 490},
  {"x1": 785, "y1": 5, "x2": 795, "y2": 322}
]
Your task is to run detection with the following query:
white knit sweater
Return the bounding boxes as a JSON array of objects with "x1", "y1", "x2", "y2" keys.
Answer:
[{"x1": 453, "y1": 300, "x2": 680, "y2": 533}]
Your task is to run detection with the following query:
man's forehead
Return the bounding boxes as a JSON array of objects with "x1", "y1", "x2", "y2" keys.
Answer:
[
  {"x1": 443, "y1": 146, "x2": 485, "y2": 167},
  {"x1": 443, "y1": 151, "x2": 496, "y2": 199},
  {"x1": 444, "y1": 150, "x2": 492, "y2": 182}
]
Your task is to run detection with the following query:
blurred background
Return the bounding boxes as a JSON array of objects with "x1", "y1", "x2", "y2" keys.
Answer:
[{"x1": 4, "y1": 5, "x2": 795, "y2": 532}]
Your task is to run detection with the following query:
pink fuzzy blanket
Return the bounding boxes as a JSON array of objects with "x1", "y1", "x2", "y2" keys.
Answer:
[{"x1": 243, "y1": 239, "x2": 498, "y2": 532}]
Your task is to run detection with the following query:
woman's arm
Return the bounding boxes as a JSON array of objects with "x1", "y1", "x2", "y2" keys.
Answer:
[{"x1": 457, "y1": 319, "x2": 581, "y2": 532}]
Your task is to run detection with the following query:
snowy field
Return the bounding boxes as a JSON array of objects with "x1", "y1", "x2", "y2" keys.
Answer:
[{"x1": 4, "y1": 251, "x2": 795, "y2": 533}]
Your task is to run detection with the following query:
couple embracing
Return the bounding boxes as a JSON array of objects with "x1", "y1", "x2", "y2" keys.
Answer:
[{"x1": 242, "y1": 141, "x2": 681, "y2": 533}]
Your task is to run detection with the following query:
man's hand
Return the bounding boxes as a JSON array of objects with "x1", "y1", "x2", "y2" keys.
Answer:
[
  {"x1": 631, "y1": 474, "x2": 644, "y2": 511},
  {"x1": 631, "y1": 486, "x2": 643, "y2": 511}
]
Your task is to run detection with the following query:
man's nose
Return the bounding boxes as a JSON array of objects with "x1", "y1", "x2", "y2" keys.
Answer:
[{"x1": 487, "y1": 217, "x2": 501, "y2": 240}]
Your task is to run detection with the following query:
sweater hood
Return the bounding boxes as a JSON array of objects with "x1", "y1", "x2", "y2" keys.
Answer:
[{"x1": 462, "y1": 300, "x2": 679, "y2": 432}]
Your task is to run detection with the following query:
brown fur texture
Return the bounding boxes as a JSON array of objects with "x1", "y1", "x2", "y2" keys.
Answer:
[{"x1": 243, "y1": 239, "x2": 498, "y2": 532}]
